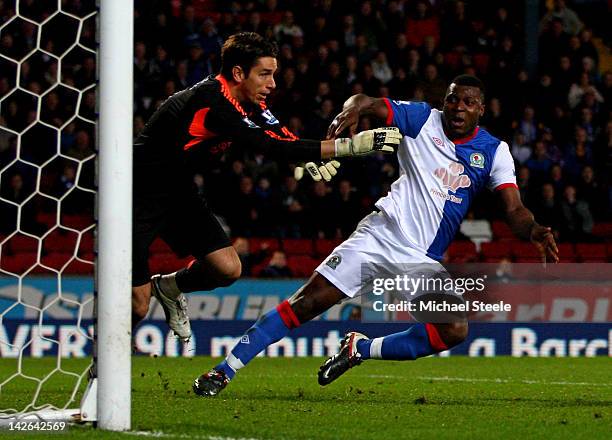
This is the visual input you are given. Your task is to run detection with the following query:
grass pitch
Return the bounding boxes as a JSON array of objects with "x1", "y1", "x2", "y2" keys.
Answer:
[{"x1": 0, "y1": 356, "x2": 611, "y2": 439}]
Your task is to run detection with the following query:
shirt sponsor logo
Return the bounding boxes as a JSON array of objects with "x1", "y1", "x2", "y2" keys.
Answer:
[
  {"x1": 242, "y1": 117, "x2": 260, "y2": 128},
  {"x1": 432, "y1": 136, "x2": 444, "y2": 147},
  {"x1": 431, "y1": 161, "x2": 471, "y2": 204},
  {"x1": 261, "y1": 109, "x2": 279, "y2": 125}
]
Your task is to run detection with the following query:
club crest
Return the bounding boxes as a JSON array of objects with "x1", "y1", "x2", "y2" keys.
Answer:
[
  {"x1": 469, "y1": 152, "x2": 485, "y2": 168},
  {"x1": 325, "y1": 255, "x2": 342, "y2": 270}
]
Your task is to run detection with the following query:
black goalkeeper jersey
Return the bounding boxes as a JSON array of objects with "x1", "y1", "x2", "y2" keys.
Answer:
[{"x1": 133, "y1": 74, "x2": 320, "y2": 198}]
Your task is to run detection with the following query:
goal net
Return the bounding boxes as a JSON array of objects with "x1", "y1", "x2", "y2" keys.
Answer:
[{"x1": 0, "y1": 0, "x2": 132, "y2": 430}]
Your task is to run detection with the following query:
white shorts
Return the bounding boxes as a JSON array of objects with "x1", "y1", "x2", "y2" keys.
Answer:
[{"x1": 315, "y1": 211, "x2": 444, "y2": 298}]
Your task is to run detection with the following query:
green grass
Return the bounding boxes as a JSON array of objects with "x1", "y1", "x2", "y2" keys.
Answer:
[{"x1": 1, "y1": 357, "x2": 611, "y2": 439}]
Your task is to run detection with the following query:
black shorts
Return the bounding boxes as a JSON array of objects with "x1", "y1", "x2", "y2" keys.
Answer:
[{"x1": 132, "y1": 193, "x2": 231, "y2": 286}]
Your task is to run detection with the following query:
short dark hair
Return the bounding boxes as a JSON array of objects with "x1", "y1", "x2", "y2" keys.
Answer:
[
  {"x1": 450, "y1": 74, "x2": 485, "y2": 99},
  {"x1": 221, "y1": 32, "x2": 278, "y2": 79}
]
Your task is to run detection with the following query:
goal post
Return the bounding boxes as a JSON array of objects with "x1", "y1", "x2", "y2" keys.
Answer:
[
  {"x1": 97, "y1": 0, "x2": 133, "y2": 431},
  {"x1": 0, "y1": 0, "x2": 133, "y2": 431}
]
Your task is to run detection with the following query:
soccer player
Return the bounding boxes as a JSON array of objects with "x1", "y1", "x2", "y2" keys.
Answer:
[
  {"x1": 192, "y1": 75, "x2": 559, "y2": 396},
  {"x1": 132, "y1": 32, "x2": 401, "y2": 341}
]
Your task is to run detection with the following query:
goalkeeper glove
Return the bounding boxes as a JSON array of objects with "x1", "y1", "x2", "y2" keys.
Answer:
[
  {"x1": 294, "y1": 160, "x2": 341, "y2": 182},
  {"x1": 334, "y1": 127, "x2": 401, "y2": 157}
]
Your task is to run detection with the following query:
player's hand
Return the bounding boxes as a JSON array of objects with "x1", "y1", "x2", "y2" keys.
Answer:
[
  {"x1": 530, "y1": 225, "x2": 559, "y2": 263},
  {"x1": 333, "y1": 127, "x2": 401, "y2": 157},
  {"x1": 327, "y1": 107, "x2": 360, "y2": 139},
  {"x1": 294, "y1": 160, "x2": 341, "y2": 182}
]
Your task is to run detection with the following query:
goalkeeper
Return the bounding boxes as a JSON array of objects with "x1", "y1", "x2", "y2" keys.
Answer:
[{"x1": 132, "y1": 32, "x2": 401, "y2": 341}]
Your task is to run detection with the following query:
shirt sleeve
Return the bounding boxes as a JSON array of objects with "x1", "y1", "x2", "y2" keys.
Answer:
[
  {"x1": 205, "y1": 104, "x2": 321, "y2": 161},
  {"x1": 487, "y1": 141, "x2": 518, "y2": 191},
  {"x1": 383, "y1": 98, "x2": 431, "y2": 138}
]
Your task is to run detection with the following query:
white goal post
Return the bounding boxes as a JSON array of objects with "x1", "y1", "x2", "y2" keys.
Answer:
[
  {"x1": 0, "y1": 0, "x2": 132, "y2": 431},
  {"x1": 97, "y1": 0, "x2": 133, "y2": 431}
]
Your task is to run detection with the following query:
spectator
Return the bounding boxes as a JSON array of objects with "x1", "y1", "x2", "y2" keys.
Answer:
[
  {"x1": 564, "y1": 126, "x2": 593, "y2": 181},
  {"x1": 539, "y1": 0, "x2": 583, "y2": 36},
  {"x1": 227, "y1": 176, "x2": 259, "y2": 237},
  {"x1": 526, "y1": 140, "x2": 552, "y2": 184},
  {"x1": 280, "y1": 176, "x2": 306, "y2": 238},
  {"x1": 577, "y1": 165, "x2": 607, "y2": 220},
  {"x1": 515, "y1": 106, "x2": 538, "y2": 145},
  {"x1": 539, "y1": 18, "x2": 570, "y2": 73},
  {"x1": 534, "y1": 183, "x2": 563, "y2": 234},
  {"x1": 232, "y1": 237, "x2": 269, "y2": 277},
  {"x1": 307, "y1": 181, "x2": 334, "y2": 238},
  {"x1": 549, "y1": 164, "x2": 565, "y2": 196},
  {"x1": 274, "y1": 11, "x2": 303, "y2": 46},
  {"x1": 405, "y1": 0, "x2": 439, "y2": 48},
  {"x1": 371, "y1": 51, "x2": 393, "y2": 85},
  {"x1": 511, "y1": 133, "x2": 531, "y2": 165},
  {"x1": 561, "y1": 185, "x2": 593, "y2": 241},
  {"x1": 516, "y1": 165, "x2": 536, "y2": 208},
  {"x1": 568, "y1": 72, "x2": 604, "y2": 109},
  {"x1": 416, "y1": 64, "x2": 446, "y2": 108},
  {"x1": 259, "y1": 250, "x2": 293, "y2": 278},
  {"x1": 333, "y1": 179, "x2": 360, "y2": 238}
]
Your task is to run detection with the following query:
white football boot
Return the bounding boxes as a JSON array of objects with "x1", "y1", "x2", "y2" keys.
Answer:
[{"x1": 150, "y1": 274, "x2": 191, "y2": 342}]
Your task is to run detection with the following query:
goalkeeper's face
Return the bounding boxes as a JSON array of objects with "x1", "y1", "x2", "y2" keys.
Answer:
[
  {"x1": 442, "y1": 84, "x2": 484, "y2": 140},
  {"x1": 240, "y1": 56, "x2": 278, "y2": 105}
]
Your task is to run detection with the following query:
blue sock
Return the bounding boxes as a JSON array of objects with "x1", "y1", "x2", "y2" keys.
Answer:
[
  {"x1": 215, "y1": 301, "x2": 299, "y2": 379},
  {"x1": 356, "y1": 323, "x2": 446, "y2": 360}
]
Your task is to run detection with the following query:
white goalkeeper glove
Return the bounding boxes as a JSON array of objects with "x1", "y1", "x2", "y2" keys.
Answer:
[
  {"x1": 294, "y1": 160, "x2": 341, "y2": 182},
  {"x1": 333, "y1": 127, "x2": 401, "y2": 157}
]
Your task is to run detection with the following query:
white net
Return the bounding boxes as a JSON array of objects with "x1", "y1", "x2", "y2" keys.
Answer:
[{"x1": 0, "y1": 0, "x2": 97, "y2": 419}]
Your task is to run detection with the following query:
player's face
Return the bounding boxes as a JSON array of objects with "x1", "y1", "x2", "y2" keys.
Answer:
[
  {"x1": 442, "y1": 84, "x2": 484, "y2": 140},
  {"x1": 241, "y1": 56, "x2": 277, "y2": 105}
]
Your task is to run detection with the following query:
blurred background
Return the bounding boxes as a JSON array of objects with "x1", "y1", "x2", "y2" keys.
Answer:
[{"x1": 1, "y1": 0, "x2": 611, "y2": 278}]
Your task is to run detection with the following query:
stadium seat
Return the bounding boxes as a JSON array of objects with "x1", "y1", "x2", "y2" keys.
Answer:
[
  {"x1": 281, "y1": 238, "x2": 313, "y2": 256},
  {"x1": 63, "y1": 256, "x2": 94, "y2": 274},
  {"x1": 41, "y1": 252, "x2": 73, "y2": 271},
  {"x1": 287, "y1": 255, "x2": 320, "y2": 278},
  {"x1": 575, "y1": 243, "x2": 607, "y2": 262},
  {"x1": 36, "y1": 212, "x2": 57, "y2": 229},
  {"x1": 248, "y1": 237, "x2": 280, "y2": 253},
  {"x1": 510, "y1": 242, "x2": 542, "y2": 262},
  {"x1": 61, "y1": 214, "x2": 94, "y2": 231},
  {"x1": 444, "y1": 52, "x2": 461, "y2": 70},
  {"x1": 556, "y1": 243, "x2": 576, "y2": 263},
  {"x1": 77, "y1": 231, "x2": 95, "y2": 255},
  {"x1": 459, "y1": 219, "x2": 492, "y2": 248},
  {"x1": 314, "y1": 238, "x2": 342, "y2": 257},
  {"x1": 150, "y1": 238, "x2": 172, "y2": 253},
  {"x1": 472, "y1": 53, "x2": 490, "y2": 74},
  {"x1": 149, "y1": 252, "x2": 193, "y2": 274},
  {"x1": 592, "y1": 223, "x2": 612, "y2": 240},
  {"x1": 491, "y1": 221, "x2": 514, "y2": 240},
  {"x1": 480, "y1": 241, "x2": 511, "y2": 261},
  {"x1": 6, "y1": 234, "x2": 39, "y2": 253},
  {"x1": 447, "y1": 241, "x2": 477, "y2": 262},
  {"x1": 42, "y1": 229, "x2": 78, "y2": 254},
  {"x1": 0, "y1": 253, "x2": 38, "y2": 274}
]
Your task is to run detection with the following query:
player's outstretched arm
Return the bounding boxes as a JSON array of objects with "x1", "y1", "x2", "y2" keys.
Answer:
[
  {"x1": 498, "y1": 186, "x2": 559, "y2": 263},
  {"x1": 327, "y1": 94, "x2": 390, "y2": 139}
]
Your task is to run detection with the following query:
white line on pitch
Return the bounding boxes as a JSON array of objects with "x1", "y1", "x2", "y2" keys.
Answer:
[
  {"x1": 415, "y1": 376, "x2": 612, "y2": 387},
  {"x1": 124, "y1": 431, "x2": 261, "y2": 440}
]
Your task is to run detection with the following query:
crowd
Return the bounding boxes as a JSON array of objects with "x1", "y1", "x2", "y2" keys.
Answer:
[{"x1": 0, "y1": 0, "x2": 611, "y2": 246}]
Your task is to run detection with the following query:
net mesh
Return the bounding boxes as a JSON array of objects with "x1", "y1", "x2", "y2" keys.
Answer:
[{"x1": 0, "y1": 0, "x2": 97, "y2": 417}]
